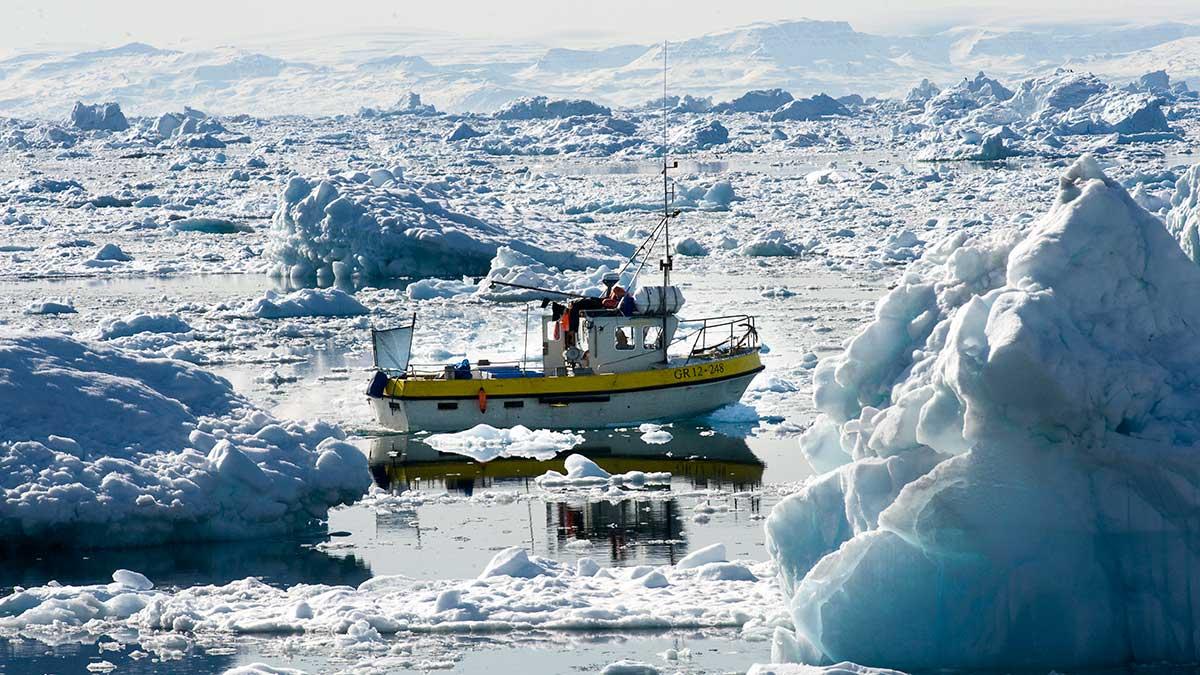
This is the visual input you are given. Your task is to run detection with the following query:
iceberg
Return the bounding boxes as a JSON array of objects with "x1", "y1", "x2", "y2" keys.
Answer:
[
  {"x1": 769, "y1": 94, "x2": 851, "y2": 121},
  {"x1": 69, "y1": 101, "x2": 129, "y2": 132},
  {"x1": 767, "y1": 156, "x2": 1200, "y2": 670},
  {"x1": 713, "y1": 89, "x2": 794, "y2": 113}
]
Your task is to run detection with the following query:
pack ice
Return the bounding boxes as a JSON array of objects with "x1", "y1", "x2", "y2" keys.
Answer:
[
  {"x1": 0, "y1": 331, "x2": 369, "y2": 547},
  {"x1": 767, "y1": 156, "x2": 1200, "y2": 670}
]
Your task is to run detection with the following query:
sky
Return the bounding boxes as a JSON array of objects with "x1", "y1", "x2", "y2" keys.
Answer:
[{"x1": 5, "y1": 0, "x2": 1198, "y2": 51}]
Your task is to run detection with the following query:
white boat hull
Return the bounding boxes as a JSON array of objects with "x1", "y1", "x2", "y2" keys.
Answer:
[{"x1": 369, "y1": 367, "x2": 759, "y2": 432}]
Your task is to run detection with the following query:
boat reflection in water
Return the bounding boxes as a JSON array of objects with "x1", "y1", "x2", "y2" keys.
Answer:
[{"x1": 368, "y1": 426, "x2": 765, "y2": 565}]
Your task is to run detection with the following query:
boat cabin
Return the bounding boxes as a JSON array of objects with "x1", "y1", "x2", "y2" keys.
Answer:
[{"x1": 543, "y1": 285, "x2": 683, "y2": 376}]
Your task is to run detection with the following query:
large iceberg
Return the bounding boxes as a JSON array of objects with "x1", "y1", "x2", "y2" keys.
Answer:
[
  {"x1": 264, "y1": 168, "x2": 619, "y2": 281},
  {"x1": 767, "y1": 156, "x2": 1200, "y2": 670},
  {"x1": 0, "y1": 332, "x2": 369, "y2": 548}
]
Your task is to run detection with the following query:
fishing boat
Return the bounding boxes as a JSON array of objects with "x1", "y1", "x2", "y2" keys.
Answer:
[{"x1": 366, "y1": 66, "x2": 763, "y2": 432}]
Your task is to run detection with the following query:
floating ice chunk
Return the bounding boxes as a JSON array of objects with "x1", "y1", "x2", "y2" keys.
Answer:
[
  {"x1": 479, "y1": 547, "x2": 555, "y2": 578},
  {"x1": 600, "y1": 661, "x2": 660, "y2": 675},
  {"x1": 675, "y1": 237, "x2": 709, "y2": 256},
  {"x1": 95, "y1": 312, "x2": 191, "y2": 339},
  {"x1": 695, "y1": 562, "x2": 758, "y2": 582},
  {"x1": 222, "y1": 665, "x2": 308, "y2": 675},
  {"x1": 576, "y1": 557, "x2": 601, "y2": 577},
  {"x1": 169, "y1": 217, "x2": 249, "y2": 234},
  {"x1": 112, "y1": 569, "x2": 153, "y2": 591},
  {"x1": 445, "y1": 121, "x2": 485, "y2": 141},
  {"x1": 93, "y1": 243, "x2": 132, "y2": 261},
  {"x1": 24, "y1": 298, "x2": 76, "y2": 315},
  {"x1": 241, "y1": 288, "x2": 368, "y2": 319},
  {"x1": 537, "y1": 453, "x2": 670, "y2": 489},
  {"x1": 670, "y1": 119, "x2": 728, "y2": 150},
  {"x1": 406, "y1": 277, "x2": 477, "y2": 300},
  {"x1": 747, "y1": 663, "x2": 905, "y2": 675},
  {"x1": 426, "y1": 424, "x2": 583, "y2": 462},
  {"x1": 739, "y1": 231, "x2": 802, "y2": 257},
  {"x1": 638, "y1": 423, "x2": 673, "y2": 444},
  {"x1": 676, "y1": 543, "x2": 727, "y2": 569}
]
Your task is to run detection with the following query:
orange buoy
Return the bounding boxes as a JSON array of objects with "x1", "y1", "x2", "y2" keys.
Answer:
[{"x1": 477, "y1": 387, "x2": 487, "y2": 413}]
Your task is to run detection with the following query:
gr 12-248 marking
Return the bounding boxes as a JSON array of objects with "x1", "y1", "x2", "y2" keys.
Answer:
[{"x1": 673, "y1": 362, "x2": 726, "y2": 380}]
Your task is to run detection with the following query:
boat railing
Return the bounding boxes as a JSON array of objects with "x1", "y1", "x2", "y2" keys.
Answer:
[
  {"x1": 398, "y1": 359, "x2": 541, "y2": 380},
  {"x1": 680, "y1": 314, "x2": 758, "y2": 362}
]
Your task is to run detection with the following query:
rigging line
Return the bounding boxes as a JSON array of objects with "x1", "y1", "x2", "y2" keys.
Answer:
[
  {"x1": 629, "y1": 218, "x2": 667, "y2": 289},
  {"x1": 615, "y1": 214, "x2": 667, "y2": 281}
]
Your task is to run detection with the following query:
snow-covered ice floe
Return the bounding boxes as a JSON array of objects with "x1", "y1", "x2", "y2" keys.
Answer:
[
  {"x1": 0, "y1": 546, "x2": 782, "y2": 653},
  {"x1": 0, "y1": 331, "x2": 369, "y2": 547},
  {"x1": 766, "y1": 155, "x2": 1200, "y2": 670}
]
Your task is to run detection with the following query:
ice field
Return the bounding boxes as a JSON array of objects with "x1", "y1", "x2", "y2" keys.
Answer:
[{"x1": 5, "y1": 17, "x2": 1200, "y2": 675}]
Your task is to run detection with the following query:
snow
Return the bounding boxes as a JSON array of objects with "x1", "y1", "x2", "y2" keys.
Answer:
[
  {"x1": 0, "y1": 331, "x2": 369, "y2": 547},
  {"x1": 768, "y1": 156, "x2": 1200, "y2": 670},
  {"x1": 241, "y1": 288, "x2": 368, "y2": 319},
  {"x1": 425, "y1": 424, "x2": 584, "y2": 461}
]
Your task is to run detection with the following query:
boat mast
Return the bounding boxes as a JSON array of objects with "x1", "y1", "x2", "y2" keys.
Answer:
[{"x1": 659, "y1": 40, "x2": 677, "y2": 364}]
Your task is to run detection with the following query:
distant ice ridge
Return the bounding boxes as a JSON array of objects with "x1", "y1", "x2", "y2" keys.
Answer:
[
  {"x1": 907, "y1": 69, "x2": 1178, "y2": 160},
  {"x1": 265, "y1": 168, "x2": 623, "y2": 282},
  {"x1": 0, "y1": 331, "x2": 369, "y2": 547},
  {"x1": 766, "y1": 156, "x2": 1200, "y2": 669}
]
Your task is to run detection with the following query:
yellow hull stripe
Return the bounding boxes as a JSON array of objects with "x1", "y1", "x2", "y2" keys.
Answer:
[{"x1": 384, "y1": 351, "x2": 763, "y2": 400}]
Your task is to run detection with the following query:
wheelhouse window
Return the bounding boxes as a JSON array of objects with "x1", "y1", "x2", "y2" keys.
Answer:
[
  {"x1": 619, "y1": 324, "x2": 638, "y2": 348},
  {"x1": 643, "y1": 325, "x2": 663, "y2": 350},
  {"x1": 615, "y1": 325, "x2": 635, "y2": 350}
]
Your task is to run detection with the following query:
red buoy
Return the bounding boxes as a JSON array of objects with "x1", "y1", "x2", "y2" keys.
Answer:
[{"x1": 477, "y1": 387, "x2": 487, "y2": 413}]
